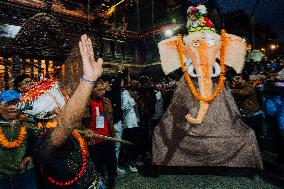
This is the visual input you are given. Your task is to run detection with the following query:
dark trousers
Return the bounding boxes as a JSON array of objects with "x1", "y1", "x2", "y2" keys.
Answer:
[
  {"x1": 243, "y1": 113, "x2": 264, "y2": 143},
  {"x1": 0, "y1": 168, "x2": 39, "y2": 189},
  {"x1": 123, "y1": 127, "x2": 140, "y2": 165},
  {"x1": 266, "y1": 115, "x2": 284, "y2": 162},
  {"x1": 88, "y1": 141, "x2": 117, "y2": 189},
  {"x1": 141, "y1": 117, "x2": 152, "y2": 156}
]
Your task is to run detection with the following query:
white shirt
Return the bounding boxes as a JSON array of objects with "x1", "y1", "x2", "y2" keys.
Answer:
[
  {"x1": 152, "y1": 90, "x2": 164, "y2": 120},
  {"x1": 121, "y1": 89, "x2": 139, "y2": 129}
]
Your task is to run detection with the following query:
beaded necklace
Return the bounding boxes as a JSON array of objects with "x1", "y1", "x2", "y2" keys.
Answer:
[
  {"x1": 47, "y1": 130, "x2": 88, "y2": 186},
  {"x1": 38, "y1": 121, "x2": 89, "y2": 187}
]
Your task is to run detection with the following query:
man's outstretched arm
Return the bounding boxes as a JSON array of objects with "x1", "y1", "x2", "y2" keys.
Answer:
[{"x1": 51, "y1": 34, "x2": 103, "y2": 147}]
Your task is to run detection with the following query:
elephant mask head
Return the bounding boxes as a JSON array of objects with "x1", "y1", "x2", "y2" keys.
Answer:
[{"x1": 158, "y1": 5, "x2": 246, "y2": 124}]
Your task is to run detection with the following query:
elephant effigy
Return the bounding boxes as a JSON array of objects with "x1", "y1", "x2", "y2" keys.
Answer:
[{"x1": 152, "y1": 4, "x2": 263, "y2": 169}]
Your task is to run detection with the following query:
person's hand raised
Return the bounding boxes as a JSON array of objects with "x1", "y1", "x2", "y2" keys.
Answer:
[{"x1": 79, "y1": 34, "x2": 103, "y2": 81}]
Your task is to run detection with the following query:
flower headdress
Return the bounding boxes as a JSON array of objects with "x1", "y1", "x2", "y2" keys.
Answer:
[
  {"x1": 187, "y1": 4, "x2": 208, "y2": 17},
  {"x1": 17, "y1": 79, "x2": 66, "y2": 120},
  {"x1": 186, "y1": 4, "x2": 216, "y2": 33}
]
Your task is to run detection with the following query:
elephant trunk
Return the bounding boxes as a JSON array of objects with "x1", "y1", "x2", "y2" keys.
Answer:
[{"x1": 185, "y1": 41, "x2": 215, "y2": 124}]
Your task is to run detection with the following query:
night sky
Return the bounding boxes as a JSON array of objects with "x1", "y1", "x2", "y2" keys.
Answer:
[{"x1": 190, "y1": 0, "x2": 284, "y2": 42}]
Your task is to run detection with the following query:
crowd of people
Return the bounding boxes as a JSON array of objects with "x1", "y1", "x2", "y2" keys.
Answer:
[
  {"x1": 243, "y1": 56, "x2": 284, "y2": 77},
  {"x1": 0, "y1": 34, "x2": 284, "y2": 189},
  {"x1": 229, "y1": 55, "x2": 284, "y2": 164},
  {"x1": 0, "y1": 35, "x2": 177, "y2": 189},
  {"x1": 0, "y1": 35, "x2": 106, "y2": 189},
  {"x1": 101, "y1": 71, "x2": 176, "y2": 172}
]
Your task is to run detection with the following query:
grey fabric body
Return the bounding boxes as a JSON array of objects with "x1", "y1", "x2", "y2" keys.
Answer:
[{"x1": 152, "y1": 77, "x2": 263, "y2": 169}]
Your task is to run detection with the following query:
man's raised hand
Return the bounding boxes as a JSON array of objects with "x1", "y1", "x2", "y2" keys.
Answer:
[{"x1": 79, "y1": 34, "x2": 103, "y2": 82}]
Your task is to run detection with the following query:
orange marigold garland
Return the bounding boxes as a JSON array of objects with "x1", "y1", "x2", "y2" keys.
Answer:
[
  {"x1": 37, "y1": 120, "x2": 58, "y2": 129},
  {"x1": 177, "y1": 29, "x2": 227, "y2": 103},
  {"x1": 0, "y1": 126, "x2": 27, "y2": 149},
  {"x1": 72, "y1": 130, "x2": 88, "y2": 157}
]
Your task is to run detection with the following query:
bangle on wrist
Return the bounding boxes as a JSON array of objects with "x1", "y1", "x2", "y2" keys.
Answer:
[{"x1": 80, "y1": 77, "x2": 96, "y2": 85}]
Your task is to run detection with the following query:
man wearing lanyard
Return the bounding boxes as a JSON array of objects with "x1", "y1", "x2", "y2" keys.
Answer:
[{"x1": 87, "y1": 80, "x2": 117, "y2": 189}]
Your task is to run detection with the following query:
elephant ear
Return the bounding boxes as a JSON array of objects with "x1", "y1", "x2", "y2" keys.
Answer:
[
  {"x1": 158, "y1": 36, "x2": 186, "y2": 75},
  {"x1": 224, "y1": 34, "x2": 247, "y2": 74}
]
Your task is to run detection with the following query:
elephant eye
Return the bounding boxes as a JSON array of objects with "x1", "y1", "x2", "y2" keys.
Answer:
[{"x1": 192, "y1": 40, "x2": 200, "y2": 47}]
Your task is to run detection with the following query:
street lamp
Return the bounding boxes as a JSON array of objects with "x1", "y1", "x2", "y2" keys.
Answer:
[
  {"x1": 164, "y1": 29, "x2": 173, "y2": 38},
  {"x1": 270, "y1": 44, "x2": 276, "y2": 50}
]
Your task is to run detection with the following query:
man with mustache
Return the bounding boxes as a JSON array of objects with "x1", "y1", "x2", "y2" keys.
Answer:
[{"x1": 0, "y1": 90, "x2": 39, "y2": 189}]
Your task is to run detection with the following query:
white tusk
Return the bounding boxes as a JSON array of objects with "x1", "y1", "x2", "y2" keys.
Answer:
[
  {"x1": 187, "y1": 64, "x2": 199, "y2": 77},
  {"x1": 184, "y1": 58, "x2": 192, "y2": 68},
  {"x1": 211, "y1": 62, "x2": 220, "y2": 77}
]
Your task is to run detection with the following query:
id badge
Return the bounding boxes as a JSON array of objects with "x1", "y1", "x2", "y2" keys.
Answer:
[{"x1": 96, "y1": 116, "x2": 104, "y2": 128}]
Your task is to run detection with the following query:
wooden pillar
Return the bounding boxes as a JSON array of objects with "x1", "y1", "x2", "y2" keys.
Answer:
[
  {"x1": 21, "y1": 58, "x2": 26, "y2": 74},
  {"x1": 12, "y1": 55, "x2": 20, "y2": 79},
  {"x1": 46, "y1": 59, "x2": 50, "y2": 78},
  {"x1": 30, "y1": 59, "x2": 34, "y2": 80},
  {"x1": 38, "y1": 58, "x2": 42, "y2": 79},
  {"x1": 61, "y1": 63, "x2": 65, "y2": 81},
  {"x1": 3, "y1": 56, "x2": 9, "y2": 90}
]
